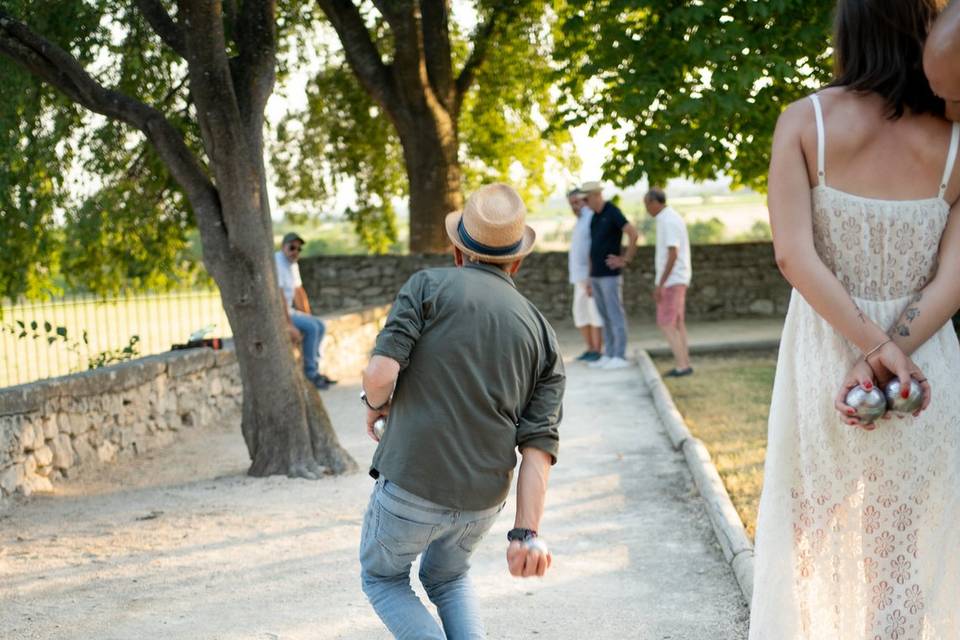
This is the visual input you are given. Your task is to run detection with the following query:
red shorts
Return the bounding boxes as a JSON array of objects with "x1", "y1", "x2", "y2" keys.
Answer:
[{"x1": 656, "y1": 285, "x2": 687, "y2": 328}]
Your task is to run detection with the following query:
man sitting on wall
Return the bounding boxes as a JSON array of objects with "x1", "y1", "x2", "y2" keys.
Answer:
[{"x1": 275, "y1": 232, "x2": 336, "y2": 390}]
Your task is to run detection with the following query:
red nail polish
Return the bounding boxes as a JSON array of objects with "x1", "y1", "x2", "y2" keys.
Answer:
[
  {"x1": 864, "y1": 382, "x2": 873, "y2": 390},
  {"x1": 902, "y1": 389, "x2": 910, "y2": 399},
  {"x1": 846, "y1": 408, "x2": 855, "y2": 414}
]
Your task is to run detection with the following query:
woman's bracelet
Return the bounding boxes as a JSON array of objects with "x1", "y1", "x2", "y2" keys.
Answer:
[{"x1": 864, "y1": 338, "x2": 892, "y2": 360}]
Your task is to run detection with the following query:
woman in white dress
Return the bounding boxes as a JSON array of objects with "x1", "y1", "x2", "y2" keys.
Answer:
[{"x1": 750, "y1": 0, "x2": 960, "y2": 638}]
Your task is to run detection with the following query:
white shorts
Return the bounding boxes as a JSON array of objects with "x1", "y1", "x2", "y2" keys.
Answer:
[{"x1": 572, "y1": 281, "x2": 604, "y2": 328}]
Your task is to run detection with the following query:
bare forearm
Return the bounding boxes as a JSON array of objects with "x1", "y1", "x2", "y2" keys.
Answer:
[
  {"x1": 515, "y1": 447, "x2": 552, "y2": 531},
  {"x1": 294, "y1": 287, "x2": 312, "y2": 314},
  {"x1": 658, "y1": 253, "x2": 677, "y2": 287},
  {"x1": 622, "y1": 226, "x2": 639, "y2": 263},
  {"x1": 361, "y1": 355, "x2": 400, "y2": 407},
  {"x1": 889, "y1": 281, "x2": 960, "y2": 356}
]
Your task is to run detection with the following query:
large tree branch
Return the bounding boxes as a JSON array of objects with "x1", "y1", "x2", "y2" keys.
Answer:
[
  {"x1": 133, "y1": 0, "x2": 188, "y2": 58},
  {"x1": 175, "y1": 1, "x2": 253, "y2": 176},
  {"x1": 317, "y1": 0, "x2": 401, "y2": 121},
  {"x1": 420, "y1": 0, "x2": 454, "y2": 110},
  {"x1": 233, "y1": 0, "x2": 277, "y2": 125},
  {"x1": 453, "y1": 6, "x2": 502, "y2": 115},
  {"x1": 0, "y1": 11, "x2": 217, "y2": 214},
  {"x1": 372, "y1": 0, "x2": 429, "y2": 108}
]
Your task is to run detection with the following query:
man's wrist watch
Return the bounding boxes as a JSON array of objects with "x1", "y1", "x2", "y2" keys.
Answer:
[
  {"x1": 360, "y1": 390, "x2": 390, "y2": 412},
  {"x1": 507, "y1": 527, "x2": 537, "y2": 542}
]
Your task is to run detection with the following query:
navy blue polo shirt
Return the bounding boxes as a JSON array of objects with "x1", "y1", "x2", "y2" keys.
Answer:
[{"x1": 589, "y1": 202, "x2": 629, "y2": 278}]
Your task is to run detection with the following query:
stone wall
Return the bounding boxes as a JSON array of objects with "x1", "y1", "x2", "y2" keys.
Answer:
[
  {"x1": 0, "y1": 305, "x2": 389, "y2": 507},
  {"x1": 300, "y1": 242, "x2": 790, "y2": 323}
]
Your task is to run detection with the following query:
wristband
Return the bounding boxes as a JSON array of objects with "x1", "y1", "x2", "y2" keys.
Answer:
[
  {"x1": 864, "y1": 338, "x2": 892, "y2": 360},
  {"x1": 507, "y1": 527, "x2": 537, "y2": 542},
  {"x1": 360, "y1": 390, "x2": 390, "y2": 412}
]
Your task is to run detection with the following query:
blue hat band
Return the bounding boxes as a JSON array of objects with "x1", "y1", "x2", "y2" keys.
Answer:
[{"x1": 457, "y1": 219, "x2": 523, "y2": 256}]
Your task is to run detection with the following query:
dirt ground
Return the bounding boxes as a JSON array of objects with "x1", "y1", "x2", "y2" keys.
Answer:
[{"x1": 0, "y1": 355, "x2": 748, "y2": 639}]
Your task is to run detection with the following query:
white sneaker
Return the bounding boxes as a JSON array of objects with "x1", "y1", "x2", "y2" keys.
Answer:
[
  {"x1": 588, "y1": 356, "x2": 611, "y2": 369},
  {"x1": 602, "y1": 357, "x2": 632, "y2": 370}
]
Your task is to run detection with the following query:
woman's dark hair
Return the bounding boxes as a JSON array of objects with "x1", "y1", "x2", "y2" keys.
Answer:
[{"x1": 832, "y1": 0, "x2": 946, "y2": 118}]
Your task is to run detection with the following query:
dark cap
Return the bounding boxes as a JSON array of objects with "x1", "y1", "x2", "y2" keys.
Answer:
[{"x1": 282, "y1": 232, "x2": 305, "y2": 246}]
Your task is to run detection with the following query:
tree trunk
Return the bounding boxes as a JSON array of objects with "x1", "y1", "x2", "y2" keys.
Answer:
[
  {"x1": 400, "y1": 111, "x2": 463, "y2": 253},
  {"x1": 203, "y1": 214, "x2": 357, "y2": 479}
]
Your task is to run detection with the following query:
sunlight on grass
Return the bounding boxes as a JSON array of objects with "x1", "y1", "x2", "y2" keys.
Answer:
[{"x1": 655, "y1": 351, "x2": 777, "y2": 539}]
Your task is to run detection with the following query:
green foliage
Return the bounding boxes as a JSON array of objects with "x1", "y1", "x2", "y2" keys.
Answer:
[
  {"x1": 86, "y1": 334, "x2": 140, "y2": 369},
  {"x1": 553, "y1": 0, "x2": 835, "y2": 190},
  {"x1": 0, "y1": 318, "x2": 86, "y2": 346},
  {"x1": 458, "y1": 5, "x2": 577, "y2": 201},
  {"x1": 272, "y1": 50, "x2": 405, "y2": 255},
  {"x1": 734, "y1": 220, "x2": 773, "y2": 242},
  {"x1": 1, "y1": 316, "x2": 140, "y2": 370},
  {"x1": 687, "y1": 216, "x2": 727, "y2": 244},
  {"x1": 0, "y1": 1, "x2": 203, "y2": 301}
]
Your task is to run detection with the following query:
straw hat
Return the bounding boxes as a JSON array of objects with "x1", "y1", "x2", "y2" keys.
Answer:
[
  {"x1": 445, "y1": 184, "x2": 536, "y2": 263},
  {"x1": 580, "y1": 181, "x2": 605, "y2": 193}
]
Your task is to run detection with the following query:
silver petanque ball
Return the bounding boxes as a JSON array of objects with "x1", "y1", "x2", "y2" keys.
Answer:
[
  {"x1": 525, "y1": 538, "x2": 549, "y2": 555},
  {"x1": 885, "y1": 378, "x2": 924, "y2": 414},
  {"x1": 373, "y1": 417, "x2": 387, "y2": 440},
  {"x1": 845, "y1": 385, "x2": 887, "y2": 424}
]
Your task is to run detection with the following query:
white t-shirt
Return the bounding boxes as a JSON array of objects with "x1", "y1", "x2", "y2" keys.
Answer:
[
  {"x1": 568, "y1": 206, "x2": 594, "y2": 284},
  {"x1": 275, "y1": 250, "x2": 302, "y2": 309},
  {"x1": 654, "y1": 206, "x2": 692, "y2": 287}
]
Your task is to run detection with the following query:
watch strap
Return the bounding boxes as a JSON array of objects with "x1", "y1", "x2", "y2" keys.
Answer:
[
  {"x1": 507, "y1": 527, "x2": 537, "y2": 542},
  {"x1": 360, "y1": 390, "x2": 390, "y2": 412}
]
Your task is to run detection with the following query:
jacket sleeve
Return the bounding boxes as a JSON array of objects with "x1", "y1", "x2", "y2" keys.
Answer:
[
  {"x1": 516, "y1": 323, "x2": 565, "y2": 464},
  {"x1": 372, "y1": 271, "x2": 430, "y2": 369}
]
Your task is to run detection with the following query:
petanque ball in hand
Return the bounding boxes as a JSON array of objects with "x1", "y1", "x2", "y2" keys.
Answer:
[
  {"x1": 525, "y1": 538, "x2": 549, "y2": 555},
  {"x1": 884, "y1": 378, "x2": 924, "y2": 414},
  {"x1": 373, "y1": 417, "x2": 387, "y2": 439},
  {"x1": 845, "y1": 385, "x2": 887, "y2": 424}
]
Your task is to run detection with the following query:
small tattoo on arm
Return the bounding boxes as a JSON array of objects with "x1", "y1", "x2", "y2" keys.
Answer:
[
  {"x1": 855, "y1": 304, "x2": 866, "y2": 324},
  {"x1": 905, "y1": 307, "x2": 920, "y2": 322},
  {"x1": 895, "y1": 324, "x2": 911, "y2": 337}
]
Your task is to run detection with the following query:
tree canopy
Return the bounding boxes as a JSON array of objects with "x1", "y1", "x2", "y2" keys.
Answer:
[
  {"x1": 553, "y1": 0, "x2": 835, "y2": 190},
  {"x1": 0, "y1": 0, "x2": 843, "y2": 302}
]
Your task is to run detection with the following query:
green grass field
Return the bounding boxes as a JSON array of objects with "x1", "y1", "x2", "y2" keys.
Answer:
[
  {"x1": 656, "y1": 351, "x2": 778, "y2": 539},
  {"x1": 1, "y1": 290, "x2": 231, "y2": 388}
]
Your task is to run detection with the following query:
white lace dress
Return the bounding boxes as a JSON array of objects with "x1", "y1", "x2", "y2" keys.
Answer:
[{"x1": 749, "y1": 96, "x2": 960, "y2": 640}]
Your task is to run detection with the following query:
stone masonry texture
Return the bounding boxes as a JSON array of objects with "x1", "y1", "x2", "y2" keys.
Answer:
[
  {"x1": 0, "y1": 306, "x2": 389, "y2": 507},
  {"x1": 298, "y1": 243, "x2": 791, "y2": 323}
]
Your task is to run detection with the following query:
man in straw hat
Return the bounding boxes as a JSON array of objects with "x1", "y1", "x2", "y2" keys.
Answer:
[
  {"x1": 358, "y1": 183, "x2": 565, "y2": 638},
  {"x1": 582, "y1": 181, "x2": 639, "y2": 370},
  {"x1": 926, "y1": 0, "x2": 960, "y2": 121}
]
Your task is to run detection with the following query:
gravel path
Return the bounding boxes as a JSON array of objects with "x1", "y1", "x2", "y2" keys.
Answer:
[{"x1": 0, "y1": 352, "x2": 748, "y2": 639}]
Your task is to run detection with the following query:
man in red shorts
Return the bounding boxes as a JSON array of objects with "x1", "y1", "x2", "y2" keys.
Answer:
[{"x1": 645, "y1": 188, "x2": 693, "y2": 377}]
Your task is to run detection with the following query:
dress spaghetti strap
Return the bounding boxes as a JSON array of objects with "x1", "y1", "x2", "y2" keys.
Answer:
[
  {"x1": 939, "y1": 123, "x2": 960, "y2": 200},
  {"x1": 808, "y1": 94, "x2": 826, "y2": 186}
]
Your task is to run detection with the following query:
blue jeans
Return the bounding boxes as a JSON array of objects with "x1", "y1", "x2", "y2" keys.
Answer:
[
  {"x1": 359, "y1": 478, "x2": 503, "y2": 639},
  {"x1": 290, "y1": 309, "x2": 325, "y2": 378},
  {"x1": 590, "y1": 276, "x2": 628, "y2": 358}
]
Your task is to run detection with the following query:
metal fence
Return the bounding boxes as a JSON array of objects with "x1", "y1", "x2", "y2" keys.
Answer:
[{"x1": 0, "y1": 289, "x2": 232, "y2": 389}]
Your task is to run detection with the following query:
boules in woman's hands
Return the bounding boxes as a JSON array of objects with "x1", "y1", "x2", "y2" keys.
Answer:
[
  {"x1": 884, "y1": 378, "x2": 924, "y2": 414},
  {"x1": 844, "y1": 385, "x2": 887, "y2": 424}
]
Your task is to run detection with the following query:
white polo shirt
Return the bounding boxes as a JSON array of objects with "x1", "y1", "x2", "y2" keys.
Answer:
[
  {"x1": 654, "y1": 206, "x2": 692, "y2": 287},
  {"x1": 275, "y1": 250, "x2": 301, "y2": 309},
  {"x1": 568, "y1": 206, "x2": 594, "y2": 284}
]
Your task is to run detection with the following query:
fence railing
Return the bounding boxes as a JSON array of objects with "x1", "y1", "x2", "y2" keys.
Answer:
[{"x1": 1, "y1": 289, "x2": 232, "y2": 389}]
